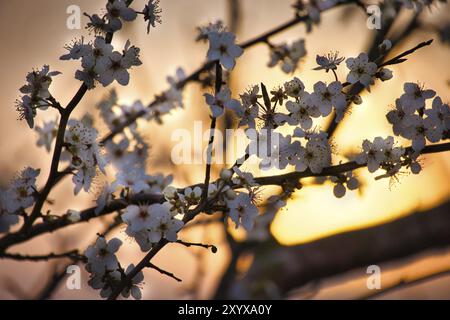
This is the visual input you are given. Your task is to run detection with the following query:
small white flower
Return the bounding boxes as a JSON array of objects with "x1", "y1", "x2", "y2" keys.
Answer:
[
  {"x1": 268, "y1": 39, "x2": 307, "y2": 73},
  {"x1": 85, "y1": 237, "x2": 122, "y2": 276},
  {"x1": 346, "y1": 53, "x2": 377, "y2": 87},
  {"x1": 311, "y1": 81, "x2": 346, "y2": 118},
  {"x1": 105, "y1": 0, "x2": 137, "y2": 32},
  {"x1": 97, "y1": 52, "x2": 130, "y2": 86},
  {"x1": 294, "y1": 139, "x2": 331, "y2": 174},
  {"x1": 122, "y1": 204, "x2": 157, "y2": 233},
  {"x1": 207, "y1": 31, "x2": 243, "y2": 70},
  {"x1": 226, "y1": 192, "x2": 258, "y2": 231},
  {"x1": 424, "y1": 96, "x2": 449, "y2": 134},
  {"x1": 20, "y1": 65, "x2": 61, "y2": 101},
  {"x1": 284, "y1": 77, "x2": 306, "y2": 97},
  {"x1": 60, "y1": 37, "x2": 91, "y2": 61},
  {"x1": 114, "y1": 169, "x2": 150, "y2": 193},
  {"x1": 402, "y1": 115, "x2": 441, "y2": 152},
  {"x1": 35, "y1": 119, "x2": 57, "y2": 152},
  {"x1": 400, "y1": 82, "x2": 436, "y2": 114},
  {"x1": 285, "y1": 94, "x2": 320, "y2": 129},
  {"x1": 232, "y1": 166, "x2": 256, "y2": 188},
  {"x1": 4, "y1": 167, "x2": 40, "y2": 213},
  {"x1": 355, "y1": 137, "x2": 385, "y2": 172},
  {"x1": 122, "y1": 264, "x2": 144, "y2": 299},
  {"x1": 237, "y1": 85, "x2": 260, "y2": 128},
  {"x1": 386, "y1": 98, "x2": 409, "y2": 136},
  {"x1": 143, "y1": 0, "x2": 162, "y2": 33},
  {"x1": 204, "y1": 86, "x2": 241, "y2": 118},
  {"x1": 147, "y1": 204, "x2": 184, "y2": 243},
  {"x1": 196, "y1": 20, "x2": 225, "y2": 42},
  {"x1": 313, "y1": 51, "x2": 345, "y2": 72},
  {"x1": 15, "y1": 96, "x2": 36, "y2": 129}
]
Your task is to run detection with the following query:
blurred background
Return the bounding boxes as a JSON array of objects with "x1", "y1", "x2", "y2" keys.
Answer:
[{"x1": 0, "y1": 0, "x2": 449, "y2": 299}]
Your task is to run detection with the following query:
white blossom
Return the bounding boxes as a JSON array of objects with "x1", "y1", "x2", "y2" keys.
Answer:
[
  {"x1": 4, "y1": 167, "x2": 40, "y2": 213},
  {"x1": 313, "y1": 51, "x2": 344, "y2": 72},
  {"x1": 424, "y1": 96, "x2": 449, "y2": 134},
  {"x1": 226, "y1": 192, "x2": 258, "y2": 231},
  {"x1": 122, "y1": 204, "x2": 157, "y2": 233},
  {"x1": 204, "y1": 86, "x2": 241, "y2": 118},
  {"x1": 294, "y1": 138, "x2": 332, "y2": 173},
  {"x1": 346, "y1": 53, "x2": 377, "y2": 87},
  {"x1": 85, "y1": 237, "x2": 122, "y2": 276},
  {"x1": 207, "y1": 31, "x2": 243, "y2": 70},
  {"x1": 114, "y1": 168, "x2": 150, "y2": 193},
  {"x1": 105, "y1": 0, "x2": 137, "y2": 32},
  {"x1": 399, "y1": 82, "x2": 436, "y2": 114},
  {"x1": 268, "y1": 39, "x2": 307, "y2": 73},
  {"x1": 143, "y1": 0, "x2": 162, "y2": 33},
  {"x1": 402, "y1": 115, "x2": 441, "y2": 152},
  {"x1": 35, "y1": 119, "x2": 57, "y2": 152},
  {"x1": 310, "y1": 81, "x2": 346, "y2": 118},
  {"x1": 284, "y1": 94, "x2": 320, "y2": 129}
]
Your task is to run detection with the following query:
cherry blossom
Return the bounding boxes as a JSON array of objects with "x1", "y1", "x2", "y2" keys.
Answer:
[
  {"x1": 207, "y1": 31, "x2": 243, "y2": 70},
  {"x1": 346, "y1": 53, "x2": 377, "y2": 87},
  {"x1": 204, "y1": 86, "x2": 241, "y2": 118},
  {"x1": 399, "y1": 82, "x2": 436, "y2": 114},
  {"x1": 226, "y1": 192, "x2": 259, "y2": 231}
]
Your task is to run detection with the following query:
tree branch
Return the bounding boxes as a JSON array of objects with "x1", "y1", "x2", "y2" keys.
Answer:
[
  {"x1": 1, "y1": 142, "x2": 448, "y2": 253},
  {"x1": 223, "y1": 199, "x2": 450, "y2": 299}
]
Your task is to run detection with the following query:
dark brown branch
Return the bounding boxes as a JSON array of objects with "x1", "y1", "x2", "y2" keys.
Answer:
[
  {"x1": 23, "y1": 0, "x2": 138, "y2": 229},
  {"x1": 226, "y1": 199, "x2": 450, "y2": 299},
  {"x1": 201, "y1": 62, "x2": 222, "y2": 202},
  {"x1": 1, "y1": 250, "x2": 84, "y2": 262}
]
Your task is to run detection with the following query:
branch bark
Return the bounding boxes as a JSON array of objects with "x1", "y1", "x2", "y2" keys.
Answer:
[{"x1": 218, "y1": 199, "x2": 450, "y2": 299}]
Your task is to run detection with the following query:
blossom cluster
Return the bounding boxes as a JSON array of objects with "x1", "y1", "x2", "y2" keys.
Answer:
[
  {"x1": 85, "y1": 0, "x2": 161, "y2": 35},
  {"x1": 85, "y1": 236, "x2": 144, "y2": 299},
  {"x1": 268, "y1": 39, "x2": 307, "y2": 73},
  {"x1": 387, "y1": 83, "x2": 449, "y2": 152},
  {"x1": 15, "y1": 65, "x2": 61, "y2": 128},
  {"x1": 0, "y1": 168, "x2": 40, "y2": 232},
  {"x1": 63, "y1": 119, "x2": 106, "y2": 194},
  {"x1": 61, "y1": 36, "x2": 142, "y2": 88}
]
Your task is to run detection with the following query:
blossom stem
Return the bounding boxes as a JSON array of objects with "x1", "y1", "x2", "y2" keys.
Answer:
[
  {"x1": 147, "y1": 262, "x2": 182, "y2": 282},
  {"x1": 0, "y1": 250, "x2": 84, "y2": 262}
]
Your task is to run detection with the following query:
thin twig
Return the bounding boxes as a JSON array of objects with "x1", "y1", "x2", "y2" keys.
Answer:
[
  {"x1": 176, "y1": 240, "x2": 218, "y2": 253},
  {"x1": 147, "y1": 263, "x2": 182, "y2": 282},
  {"x1": 1, "y1": 250, "x2": 84, "y2": 262}
]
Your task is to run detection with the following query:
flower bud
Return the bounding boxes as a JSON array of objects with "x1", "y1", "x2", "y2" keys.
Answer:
[
  {"x1": 220, "y1": 169, "x2": 233, "y2": 181},
  {"x1": 378, "y1": 39, "x2": 392, "y2": 53},
  {"x1": 163, "y1": 186, "x2": 178, "y2": 199},
  {"x1": 66, "y1": 210, "x2": 81, "y2": 223}
]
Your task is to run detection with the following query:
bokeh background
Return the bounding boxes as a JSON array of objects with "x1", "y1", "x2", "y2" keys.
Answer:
[{"x1": 0, "y1": 0, "x2": 449, "y2": 299}]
